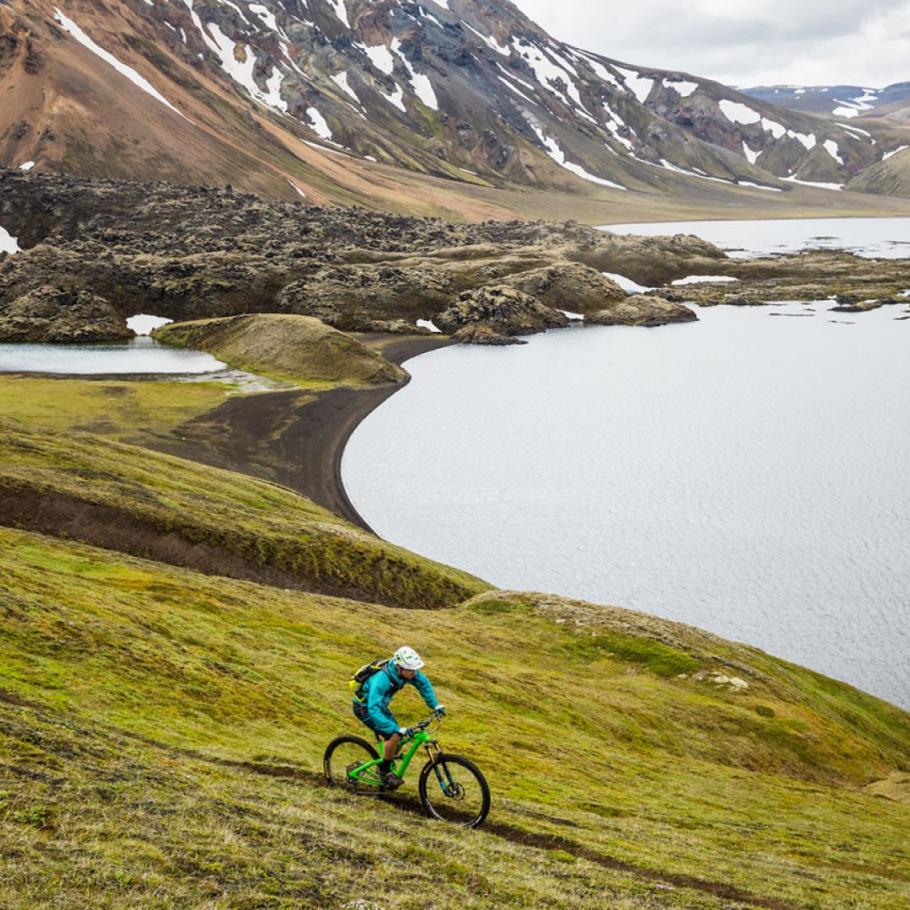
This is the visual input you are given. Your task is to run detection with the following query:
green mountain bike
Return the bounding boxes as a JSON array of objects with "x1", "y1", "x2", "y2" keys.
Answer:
[{"x1": 323, "y1": 714, "x2": 490, "y2": 828}]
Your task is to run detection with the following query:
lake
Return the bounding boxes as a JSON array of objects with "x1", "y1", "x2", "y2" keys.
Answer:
[
  {"x1": 0, "y1": 336, "x2": 224, "y2": 375},
  {"x1": 603, "y1": 216, "x2": 910, "y2": 259},
  {"x1": 344, "y1": 220, "x2": 910, "y2": 708},
  {"x1": 0, "y1": 314, "x2": 227, "y2": 375}
]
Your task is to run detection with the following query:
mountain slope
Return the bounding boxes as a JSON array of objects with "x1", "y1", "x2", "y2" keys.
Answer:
[
  {"x1": 1, "y1": 0, "x2": 908, "y2": 208},
  {"x1": 0, "y1": 390, "x2": 909, "y2": 908},
  {"x1": 742, "y1": 82, "x2": 910, "y2": 122}
]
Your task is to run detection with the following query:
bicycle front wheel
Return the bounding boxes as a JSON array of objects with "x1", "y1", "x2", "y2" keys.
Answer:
[{"x1": 418, "y1": 753, "x2": 490, "y2": 828}]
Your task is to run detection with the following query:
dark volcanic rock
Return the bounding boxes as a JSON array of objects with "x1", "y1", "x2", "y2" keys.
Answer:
[
  {"x1": 0, "y1": 285, "x2": 132, "y2": 343},
  {"x1": 0, "y1": 172, "x2": 733, "y2": 342},
  {"x1": 829, "y1": 299, "x2": 884, "y2": 312},
  {"x1": 504, "y1": 262, "x2": 626, "y2": 313},
  {"x1": 436, "y1": 286, "x2": 568, "y2": 338},
  {"x1": 451, "y1": 323, "x2": 527, "y2": 345},
  {"x1": 589, "y1": 294, "x2": 698, "y2": 327}
]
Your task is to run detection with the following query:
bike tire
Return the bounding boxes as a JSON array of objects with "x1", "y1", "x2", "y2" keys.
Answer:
[
  {"x1": 418, "y1": 753, "x2": 490, "y2": 828},
  {"x1": 323, "y1": 735, "x2": 379, "y2": 791}
]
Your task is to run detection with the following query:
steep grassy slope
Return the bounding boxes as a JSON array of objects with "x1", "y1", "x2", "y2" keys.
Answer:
[
  {"x1": 1, "y1": 527, "x2": 908, "y2": 909},
  {"x1": 152, "y1": 315, "x2": 406, "y2": 386},
  {"x1": 1, "y1": 377, "x2": 908, "y2": 907},
  {"x1": 0, "y1": 422, "x2": 486, "y2": 609}
]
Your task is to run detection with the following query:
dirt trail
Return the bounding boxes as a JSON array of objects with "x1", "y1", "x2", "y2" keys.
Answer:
[
  {"x1": 192, "y1": 749, "x2": 800, "y2": 910},
  {"x1": 4, "y1": 692, "x2": 798, "y2": 910}
]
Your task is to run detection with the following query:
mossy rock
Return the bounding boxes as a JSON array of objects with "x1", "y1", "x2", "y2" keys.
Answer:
[{"x1": 153, "y1": 314, "x2": 404, "y2": 386}]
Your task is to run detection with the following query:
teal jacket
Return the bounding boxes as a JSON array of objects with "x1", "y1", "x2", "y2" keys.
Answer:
[{"x1": 356, "y1": 661, "x2": 439, "y2": 735}]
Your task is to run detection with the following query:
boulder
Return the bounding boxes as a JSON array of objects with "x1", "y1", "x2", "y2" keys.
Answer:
[
  {"x1": 504, "y1": 262, "x2": 626, "y2": 314},
  {"x1": 451, "y1": 323, "x2": 527, "y2": 345},
  {"x1": 0, "y1": 285, "x2": 132, "y2": 343},
  {"x1": 436, "y1": 285, "x2": 568, "y2": 339},
  {"x1": 589, "y1": 294, "x2": 698, "y2": 327}
]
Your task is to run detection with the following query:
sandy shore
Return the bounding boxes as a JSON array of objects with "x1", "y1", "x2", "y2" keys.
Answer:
[{"x1": 152, "y1": 334, "x2": 454, "y2": 532}]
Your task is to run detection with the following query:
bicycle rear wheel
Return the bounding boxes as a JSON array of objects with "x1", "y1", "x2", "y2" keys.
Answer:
[
  {"x1": 323, "y1": 735, "x2": 381, "y2": 792},
  {"x1": 418, "y1": 753, "x2": 490, "y2": 828}
]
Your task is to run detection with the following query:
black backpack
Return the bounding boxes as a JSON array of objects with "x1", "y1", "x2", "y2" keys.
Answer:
[{"x1": 349, "y1": 658, "x2": 389, "y2": 697}]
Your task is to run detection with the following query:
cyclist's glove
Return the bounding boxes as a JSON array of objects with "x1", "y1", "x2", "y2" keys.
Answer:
[
  {"x1": 434, "y1": 705, "x2": 446, "y2": 717},
  {"x1": 398, "y1": 726, "x2": 411, "y2": 737}
]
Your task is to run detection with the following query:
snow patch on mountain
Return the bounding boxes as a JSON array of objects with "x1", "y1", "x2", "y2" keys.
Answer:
[
  {"x1": 53, "y1": 8, "x2": 191, "y2": 121},
  {"x1": 181, "y1": 1, "x2": 286, "y2": 111},
  {"x1": 883, "y1": 145, "x2": 908, "y2": 160},
  {"x1": 783, "y1": 176, "x2": 843, "y2": 191},
  {"x1": 391, "y1": 39, "x2": 438, "y2": 110},
  {"x1": 576, "y1": 52, "x2": 623, "y2": 90},
  {"x1": 663, "y1": 78, "x2": 698, "y2": 98},
  {"x1": 331, "y1": 72, "x2": 361, "y2": 105},
  {"x1": 327, "y1": 0, "x2": 350, "y2": 28},
  {"x1": 531, "y1": 124, "x2": 626, "y2": 190},
  {"x1": 306, "y1": 108, "x2": 333, "y2": 141},
  {"x1": 616, "y1": 66, "x2": 654, "y2": 103},
  {"x1": 464, "y1": 23, "x2": 509, "y2": 56},
  {"x1": 833, "y1": 90, "x2": 878, "y2": 119},
  {"x1": 0, "y1": 226, "x2": 19, "y2": 255},
  {"x1": 736, "y1": 181, "x2": 782, "y2": 192},
  {"x1": 364, "y1": 44, "x2": 396, "y2": 76},
  {"x1": 742, "y1": 142, "x2": 760, "y2": 164},
  {"x1": 719, "y1": 99, "x2": 761, "y2": 125},
  {"x1": 823, "y1": 140, "x2": 844, "y2": 165},
  {"x1": 718, "y1": 100, "x2": 818, "y2": 150}
]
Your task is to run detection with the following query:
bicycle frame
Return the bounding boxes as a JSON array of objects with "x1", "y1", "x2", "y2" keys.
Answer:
[{"x1": 348, "y1": 720, "x2": 441, "y2": 787}]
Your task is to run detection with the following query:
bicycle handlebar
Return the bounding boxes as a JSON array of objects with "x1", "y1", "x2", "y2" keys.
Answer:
[{"x1": 402, "y1": 711, "x2": 445, "y2": 739}]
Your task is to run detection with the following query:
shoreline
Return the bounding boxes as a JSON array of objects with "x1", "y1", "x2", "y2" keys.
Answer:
[
  {"x1": 313, "y1": 333, "x2": 457, "y2": 532},
  {"x1": 144, "y1": 333, "x2": 455, "y2": 534}
]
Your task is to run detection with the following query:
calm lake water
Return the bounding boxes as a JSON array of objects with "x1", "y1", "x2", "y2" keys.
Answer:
[
  {"x1": 0, "y1": 337, "x2": 224, "y2": 375},
  {"x1": 344, "y1": 222, "x2": 910, "y2": 706},
  {"x1": 604, "y1": 216, "x2": 910, "y2": 259}
]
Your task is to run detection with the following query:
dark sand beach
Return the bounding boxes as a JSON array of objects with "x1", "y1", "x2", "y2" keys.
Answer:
[{"x1": 151, "y1": 334, "x2": 454, "y2": 532}]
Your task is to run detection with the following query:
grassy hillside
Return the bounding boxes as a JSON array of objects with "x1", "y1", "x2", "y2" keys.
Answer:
[
  {"x1": 1, "y1": 375, "x2": 909, "y2": 908},
  {"x1": 0, "y1": 376, "x2": 233, "y2": 441},
  {"x1": 0, "y1": 422, "x2": 486, "y2": 610},
  {"x1": 1, "y1": 526, "x2": 908, "y2": 909},
  {"x1": 152, "y1": 316, "x2": 406, "y2": 387}
]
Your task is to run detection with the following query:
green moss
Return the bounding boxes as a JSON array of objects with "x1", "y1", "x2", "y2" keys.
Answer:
[
  {"x1": 1, "y1": 528, "x2": 909, "y2": 908},
  {"x1": 564, "y1": 632, "x2": 700, "y2": 678},
  {"x1": 0, "y1": 422, "x2": 487, "y2": 610},
  {"x1": 153, "y1": 315, "x2": 405, "y2": 387}
]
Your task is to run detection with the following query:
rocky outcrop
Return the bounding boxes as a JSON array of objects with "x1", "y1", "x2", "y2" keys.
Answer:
[
  {"x1": 451, "y1": 323, "x2": 527, "y2": 346},
  {"x1": 435, "y1": 286, "x2": 569, "y2": 340},
  {"x1": 277, "y1": 262, "x2": 456, "y2": 331},
  {"x1": 152, "y1": 315, "x2": 404, "y2": 386},
  {"x1": 504, "y1": 262, "x2": 626, "y2": 314},
  {"x1": 589, "y1": 295, "x2": 699, "y2": 327},
  {"x1": 0, "y1": 173, "x2": 733, "y2": 344},
  {"x1": 0, "y1": 285, "x2": 132, "y2": 343},
  {"x1": 571, "y1": 232, "x2": 728, "y2": 286}
]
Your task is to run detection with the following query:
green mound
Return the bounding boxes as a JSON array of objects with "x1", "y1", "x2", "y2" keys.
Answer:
[
  {"x1": 0, "y1": 423, "x2": 486, "y2": 610},
  {"x1": 1, "y1": 528, "x2": 908, "y2": 909},
  {"x1": 153, "y1": 314, "x2": 405, "y2": 386}
]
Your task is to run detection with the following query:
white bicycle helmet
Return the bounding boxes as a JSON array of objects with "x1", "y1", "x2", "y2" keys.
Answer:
[{"x1": 393, "y1": 646, "x2": 424, "y2": 670}]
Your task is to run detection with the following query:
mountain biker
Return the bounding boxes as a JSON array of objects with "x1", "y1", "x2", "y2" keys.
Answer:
[{"x1": 352, "y1": 646, "x2": 445, "y2": 789}]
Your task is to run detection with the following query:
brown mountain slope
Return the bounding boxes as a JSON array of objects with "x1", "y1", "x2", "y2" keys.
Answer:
[{"x1": 1, "y1": 0, "x2": 910, "y2": 218}]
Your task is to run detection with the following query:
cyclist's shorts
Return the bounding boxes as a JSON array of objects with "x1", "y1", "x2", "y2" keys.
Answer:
[{"x1": 352, "y1": 701, "x2": 396, "y2": 740}]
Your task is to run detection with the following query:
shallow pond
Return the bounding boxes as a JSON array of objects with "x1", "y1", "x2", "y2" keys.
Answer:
[{"x1": 0, "y1": 336, "x2": 224, "y2": 375}]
